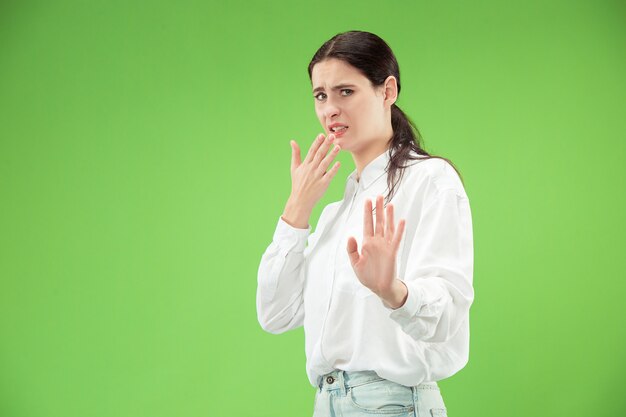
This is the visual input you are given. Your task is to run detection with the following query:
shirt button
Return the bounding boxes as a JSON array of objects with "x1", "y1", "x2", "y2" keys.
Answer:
[{"x1": 326, "y1": 376, "x2": 335, "y2": 384}]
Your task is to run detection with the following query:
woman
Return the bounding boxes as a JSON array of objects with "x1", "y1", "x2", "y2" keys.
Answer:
[{"x1": 257, "y1": 30, "x2": 474, "y2": 417}]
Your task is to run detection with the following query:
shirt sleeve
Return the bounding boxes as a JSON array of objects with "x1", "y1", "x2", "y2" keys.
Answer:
[
  {"x1": 256, "y1": 216, "x2": 311, "y2": 334},
  {"x1": 385, "y1": 187, "x2": 474, "y2": 343}
]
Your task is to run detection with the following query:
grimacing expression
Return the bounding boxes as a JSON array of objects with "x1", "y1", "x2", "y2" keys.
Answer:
[{"x1": 311, "y1": 58, "x2": 391, "y2": 154}]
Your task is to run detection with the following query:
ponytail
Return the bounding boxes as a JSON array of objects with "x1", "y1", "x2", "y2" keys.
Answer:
[{"x1": 384, "y1": 104, "x2": 464, "y2": 204}]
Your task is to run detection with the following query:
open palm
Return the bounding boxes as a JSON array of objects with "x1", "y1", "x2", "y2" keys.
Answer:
[{"x1": 346, "y1": 195, "x2": 406, "y2": 296}]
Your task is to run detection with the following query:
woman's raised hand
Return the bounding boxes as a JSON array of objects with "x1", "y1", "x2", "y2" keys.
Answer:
[
  {"x1": 346, "y1": 195, "x2": 408, "y2": 308},
  {"x1": 281, "y1": 133, "x2": 341, "y2": 229}
]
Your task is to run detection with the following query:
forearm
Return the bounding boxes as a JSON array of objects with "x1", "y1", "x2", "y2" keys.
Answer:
[
  {"x1": 257, "y1": 216, "x2": 310, "y2": 333},
  {"x1": 385, "y1": 275, "x2": 473, "y2": 343}
]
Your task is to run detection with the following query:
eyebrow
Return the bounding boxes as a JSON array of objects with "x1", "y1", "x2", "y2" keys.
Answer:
[{"x1": 312, "y1": 83, "x2": 357, "y2": 94}]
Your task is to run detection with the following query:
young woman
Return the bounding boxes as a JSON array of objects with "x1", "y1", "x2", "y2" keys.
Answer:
[{"x1": 257, "y1": 30, "x2": 474, "y2": 417}]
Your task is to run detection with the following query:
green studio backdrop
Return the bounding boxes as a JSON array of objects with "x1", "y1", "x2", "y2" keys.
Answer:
[{"x1": 1, "y1": 1, "x2": 624, "y2": 416}]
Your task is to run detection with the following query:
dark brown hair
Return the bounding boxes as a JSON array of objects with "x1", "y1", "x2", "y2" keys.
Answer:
[{"x1": 308, "y1": 30, "x2": 463, "y2": 204}]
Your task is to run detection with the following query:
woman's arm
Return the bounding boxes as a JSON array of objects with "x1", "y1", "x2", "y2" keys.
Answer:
[
  {"x1": 257, "y1": 133, "x2": 341, "y2": 334},
  {"x1": 386, "y1": 187, "x2": 474, "y2": 343},
  {"x1": 256, "y1": 215, "x2": 310, "y2": 334}
]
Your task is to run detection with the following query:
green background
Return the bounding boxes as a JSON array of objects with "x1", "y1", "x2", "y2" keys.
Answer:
[{"x1": 1, "y1": 1, "x2": 624, "y2": 416}]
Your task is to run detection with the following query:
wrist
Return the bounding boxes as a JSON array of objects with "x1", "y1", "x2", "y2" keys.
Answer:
[
  {"x1": 282, "y1": 198, "x2": 312, "y2": 229},
  {"x1": 378, "y1": 279, "x2": 408, "y2": 310}
]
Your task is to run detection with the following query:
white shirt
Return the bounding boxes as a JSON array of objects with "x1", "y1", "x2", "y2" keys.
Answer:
[{"x1": 256, "y1": 148, "x2": 474, "y2": 388}]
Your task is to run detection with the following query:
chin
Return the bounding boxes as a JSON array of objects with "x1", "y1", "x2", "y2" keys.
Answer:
[{"x1": 333, "y1": 136, "x2": 349, "y2": 149}]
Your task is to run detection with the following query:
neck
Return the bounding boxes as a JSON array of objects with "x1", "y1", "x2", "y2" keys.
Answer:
[{"x1": 353, "y1": 139, "x2": 391, "y2": 182}]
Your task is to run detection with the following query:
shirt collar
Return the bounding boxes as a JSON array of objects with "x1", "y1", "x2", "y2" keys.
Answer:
[{"x1": 347, "y1": 147, "x2": 393, "y2": 190}]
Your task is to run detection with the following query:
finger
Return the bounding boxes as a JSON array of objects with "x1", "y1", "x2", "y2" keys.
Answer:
[
  {"x1": 346, "y1": 237, "x2": 360, "y2": 266},
  {"x1": 386, "y1": 203, "x2": 395, "y2": 240},
  {"x1": 392, "y1": 219, "x2": 406, "y2": 253},
  {"x1": 313, "y1": 133, "x2": 335, "y2": 165},
  {"x1": 363, "y1": 199, "x2": 374, "y2": 236},
  {"x1": 319, "y1": 143, "x2": 341, "y2": 174},
  {"x1": 322, "y1": 161, "x2": 341, "y2": 182},
  {"x1": 290, "y1": 140, "x2": 301, "y2": 172},
  {"x1": 375, "y1": 195, "x2": 385, "y2": 237},
  {"x1": 304, "y1": 134, "x2": 326, "y2": 164}
]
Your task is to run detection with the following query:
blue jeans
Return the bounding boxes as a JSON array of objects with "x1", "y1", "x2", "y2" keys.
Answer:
[{"x1": 312, "y1": 370, "x2": 448, "y2": 417}]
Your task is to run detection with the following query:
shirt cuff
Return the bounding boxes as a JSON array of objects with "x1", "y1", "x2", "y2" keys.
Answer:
[
  {"x1": 387, "y1": 280, "x2": 423, "y2": 322},
  {"x1": 274, "y1": 216, "x2": 311, "y2": 253}
]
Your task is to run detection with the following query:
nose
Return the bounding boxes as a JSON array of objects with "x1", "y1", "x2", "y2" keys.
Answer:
[{"x1": 322, "y1": 97, "x2": 341, "y2": 120}]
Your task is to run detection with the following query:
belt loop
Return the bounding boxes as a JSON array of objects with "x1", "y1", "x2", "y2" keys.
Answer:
[
  {"x1": 338, "y1": 370, "x2": 347, "y2": 396},
  {"x1": 411, "y1": 385, "x2": 419, "y2": 409}
]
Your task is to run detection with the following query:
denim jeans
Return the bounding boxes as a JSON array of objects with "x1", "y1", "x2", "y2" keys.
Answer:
[{"x1": 312, "y1": 369, "x2": 448, "y2": 417}]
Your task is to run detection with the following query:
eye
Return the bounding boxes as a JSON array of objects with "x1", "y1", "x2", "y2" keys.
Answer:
[
  {"x1": 340, "y1": 89, "x2": 353, "y2": 96},
  {"x1": 314, "y1": 92, "x2": 327, "y2": 101}
]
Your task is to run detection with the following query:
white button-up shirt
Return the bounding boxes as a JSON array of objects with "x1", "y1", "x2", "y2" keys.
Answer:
[{"x1": 256, "y1": 148, "x2": 474, "y2": 388}]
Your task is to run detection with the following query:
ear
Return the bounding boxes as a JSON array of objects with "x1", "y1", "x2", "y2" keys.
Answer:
[{"x1": 382, "y1": 75, "x2": 398, "y2": 108}]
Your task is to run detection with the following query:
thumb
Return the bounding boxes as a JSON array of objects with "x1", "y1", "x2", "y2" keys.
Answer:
[
  {"x1": 346, "y1": 237, "x2": 360, "y2": 266},
  {"x1": 290, "y1": 140, "x2": 301, "y2": 172}
]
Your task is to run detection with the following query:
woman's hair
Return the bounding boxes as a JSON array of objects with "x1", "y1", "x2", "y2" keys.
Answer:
[{"x1": 308, "y1": 30, "x2": 463, "y2": 204}]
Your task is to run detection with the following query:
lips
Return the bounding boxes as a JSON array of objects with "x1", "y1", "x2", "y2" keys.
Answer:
[{"x1": 328, "y1": 123, "x2": 349, "y2": 137}]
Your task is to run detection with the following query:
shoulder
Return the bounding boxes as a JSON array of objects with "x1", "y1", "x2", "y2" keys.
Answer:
[{"x1": 400, "y1": 154, "x2": 468, "y2": 200}]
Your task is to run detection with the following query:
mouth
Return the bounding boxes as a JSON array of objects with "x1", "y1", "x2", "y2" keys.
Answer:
[{"x1": 329, "y1": 125, "x2": 349, "y2": 136}]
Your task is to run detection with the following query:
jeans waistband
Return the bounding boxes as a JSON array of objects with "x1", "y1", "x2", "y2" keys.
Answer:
[{"x1": 317, "y1": 369, "x2": 438, "y2": 392}]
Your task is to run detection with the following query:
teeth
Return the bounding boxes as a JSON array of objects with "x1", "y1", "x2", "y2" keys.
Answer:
[{"x1": 331, "y1": 126, "x2": 348, "y2": 132}]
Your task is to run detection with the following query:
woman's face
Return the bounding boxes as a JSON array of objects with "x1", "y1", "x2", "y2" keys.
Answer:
[{"x1": 311, "y1": 58, "x2": 395, "y2": 154}]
